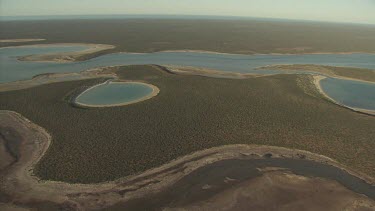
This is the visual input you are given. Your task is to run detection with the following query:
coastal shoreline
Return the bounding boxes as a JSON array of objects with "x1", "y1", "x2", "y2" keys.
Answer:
[{"x1": 0, "y1": 110, "x2": 374, "y2": 210}]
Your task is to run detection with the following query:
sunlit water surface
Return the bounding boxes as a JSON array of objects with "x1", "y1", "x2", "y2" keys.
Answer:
[{"x1": 1, "y1": 46, "x2": 374, "y2": 111}]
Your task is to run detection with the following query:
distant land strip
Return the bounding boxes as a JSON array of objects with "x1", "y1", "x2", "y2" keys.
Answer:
[{"x1": 0, "y1": 38, "x2": 45, "y2": 43}]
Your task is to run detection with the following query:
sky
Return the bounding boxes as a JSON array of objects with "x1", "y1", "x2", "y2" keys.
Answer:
[{"x1": 1, "y1": 0, "x2": 375, "y2": 24}]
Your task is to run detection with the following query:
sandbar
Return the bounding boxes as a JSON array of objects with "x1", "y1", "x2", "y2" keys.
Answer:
[
  {"x1": 12, "y1": 43, "x2": 115, "y2": 63},
  {"x1": 163, "y1": 65, "x2": 264, "y2": 79}
]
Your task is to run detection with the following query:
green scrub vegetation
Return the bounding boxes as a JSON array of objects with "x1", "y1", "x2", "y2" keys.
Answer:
[
  {"x1": 0, "y1": 65, "x2": 373, "y2": 183},
  {"x1": 2, "y1": 19, "x2": 375, "y2": 56}
]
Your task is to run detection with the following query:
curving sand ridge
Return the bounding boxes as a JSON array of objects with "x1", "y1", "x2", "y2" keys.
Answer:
[
  {"x1": 13, "y1": 43, "x2": 115, "y2": 63},
  {"x1": 162, "y1": 64, "x2": 263, "y2": 79},
  {"x1": 0, "y1": 110, "x2": 374, "y2": 210}
]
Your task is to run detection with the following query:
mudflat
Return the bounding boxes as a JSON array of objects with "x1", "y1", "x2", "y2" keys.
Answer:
[{"x1": 1, "y1": 110, "x2": 374, "y2": 210}]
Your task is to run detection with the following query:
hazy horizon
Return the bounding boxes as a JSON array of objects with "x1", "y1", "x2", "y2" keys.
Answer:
[
  {"x1": 1, "y1": 0, "x2": 374, "y2": 24},
  {"x1": 1, "y1": 14, "x2": 375, "y2": 26}
]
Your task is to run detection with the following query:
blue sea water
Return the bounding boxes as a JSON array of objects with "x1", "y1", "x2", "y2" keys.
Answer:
[{"x1": 0, "y1": 45, "x2": 374, "y2": 110}]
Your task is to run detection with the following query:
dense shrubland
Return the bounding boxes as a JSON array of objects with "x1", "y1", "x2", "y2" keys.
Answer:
[
  {"x1": 2, "y1": 20, "x2": 375, "y2": 55},
  {"x1": 0, "y1": 65, "x2": 374, "y2": 183}
]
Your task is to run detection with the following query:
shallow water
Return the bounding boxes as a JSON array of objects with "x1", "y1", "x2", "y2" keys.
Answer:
[
  {"x1": 0, "y1": 45, "x2": 89, "y2": 82},
  {"x1": 0, "y1": 46, "x2": 374, "y2": 111},
  {"x1": 75, "y1": 82, "x2": 154, "y2": 106},
  {"x1": 320, "y1": 78, "x2": 375, "y2": 110}
]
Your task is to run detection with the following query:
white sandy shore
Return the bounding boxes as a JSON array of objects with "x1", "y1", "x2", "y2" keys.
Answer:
[
  {"x1": 1, "y1": 110, "x2": 373, "y2": 210},
  {"x1": 74, "y1": 81, "x2": 160, "y2": 108},
  {"x1": 313, "y1": 75, "x2": 375, "y2": 116}
]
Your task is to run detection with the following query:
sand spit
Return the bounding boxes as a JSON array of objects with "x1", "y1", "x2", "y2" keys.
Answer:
[
  {"x1": 313, "y1": 75, "x2": 375, "y2": 116},
  {"x1": 0, "y1": 39, "x2": 45, "y2": 43},
  {"x1": 257, "y1": 64, "x2": 375, "y2": 83},
  {"x1": 74, "y1": 81, "x2": 160, "y2": 108},
  {"x1": 0, "y1": 110, "x2": 374, "y2": 210},
  {"x1": 162, "y1": 65, "x2": 264, "y2": 79},
  {"x1": 0, "y1": 66, "x2": 117, "y2": 92},
  {"x1": 13, "y1": 43, "x2": 115, "y2": 63}
]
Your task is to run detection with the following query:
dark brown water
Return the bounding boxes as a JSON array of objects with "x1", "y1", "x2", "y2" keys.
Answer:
[{"x1": 105, "y1": 158, "x2": 375, "y2": 211}]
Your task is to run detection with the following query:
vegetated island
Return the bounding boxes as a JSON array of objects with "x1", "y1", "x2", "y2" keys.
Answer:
[{"x1": 0, "y1": 65, "x2": 374, "y2": 184}]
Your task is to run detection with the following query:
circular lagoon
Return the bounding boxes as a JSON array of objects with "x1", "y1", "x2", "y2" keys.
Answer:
[
  {"x1": 319, "y1": 78, "x2": 375, "y2": 113},
  {"x1": 75, "y1": 81, "x2": 159, "y2": 107}
]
